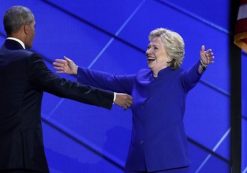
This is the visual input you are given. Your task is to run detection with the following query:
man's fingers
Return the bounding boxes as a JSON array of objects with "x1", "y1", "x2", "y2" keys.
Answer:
[
  {"x1": 123, "y1": 102, "x2": 131, "y2": 109},
  {"x1": 127, "y1": 102, "x2": 132, "y2": 107},
  {"x1": 124, "y1": 96, "x2": 132, "y2": 109},
  {"x1": 126, "y1": 96, "x2": 132, "y2": 103},
  {"x1": 114, "y1": 93, "x2": 133, "y2": 109}
]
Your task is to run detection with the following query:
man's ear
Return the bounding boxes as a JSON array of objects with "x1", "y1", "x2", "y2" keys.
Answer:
[{"x1": 23, "y1": 24, "x2": 30, "y2": 35}]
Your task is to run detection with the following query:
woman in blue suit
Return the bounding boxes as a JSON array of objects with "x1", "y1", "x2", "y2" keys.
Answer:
[{"x1": 53, "y1": 28, "x2": 214, "y2": 173}]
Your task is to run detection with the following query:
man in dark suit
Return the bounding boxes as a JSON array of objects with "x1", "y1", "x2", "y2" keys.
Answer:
[{"x1": 0, "y1": 5, "x2": 132, "y2": 173}]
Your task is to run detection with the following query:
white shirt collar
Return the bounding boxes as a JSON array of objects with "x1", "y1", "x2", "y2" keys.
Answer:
[{"x1": 6, "y1": 37, "x2": 26, "y2": 49}]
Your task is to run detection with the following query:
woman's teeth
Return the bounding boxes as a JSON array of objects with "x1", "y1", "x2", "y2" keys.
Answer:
[{"x1": 148, "y1": 58, "x2": 155, "y2": 62}]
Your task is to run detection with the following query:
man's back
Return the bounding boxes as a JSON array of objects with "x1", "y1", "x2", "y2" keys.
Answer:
[
  {"x1": 0, "y1": 39, "x2": 49, "y2": 172},
  {"x1": 0, "y1": 38, "x2": 118, "y2": 173}
]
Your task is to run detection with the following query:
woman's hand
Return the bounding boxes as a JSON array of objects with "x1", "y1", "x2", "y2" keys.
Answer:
[
  {"x1": 53, "y1": 56, "x2": 78, "y2": 75},
  {"x1": 200, "y1": 45, "x2": 214, "y2": 66},
  {"x1": 198, "y1": 45, "x2": 214, "y2": 73}
]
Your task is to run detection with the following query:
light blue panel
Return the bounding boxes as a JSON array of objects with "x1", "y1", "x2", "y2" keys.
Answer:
[
  {"x1": 42, "y1": 93, "x2": 62, "y2": 116},
  {"x1": 119, "y1": 0, "x2": 229, "y2": 93},
  {"x1": 197, "y1": 155, "x2": 230, "y2": 173},
  {"x1": 31, "y1": 1, "x2": 111, "y2": 67},
  {"x1": 185, "y1": 83, "x2": 230, "y2": 152},
  {"x1": 163, "y1": 0, "x2": 230, "y2": 30},
  {"x1": 242, "y1": 120, "x2": 247, "y2": 172},
  {"x1": 215, "y1": 132, "x2": 230, "y2": 161},
  {"x1": 89, "y1": 39, "x2": 146, "y2": 74},
  {"x1": 188, "y1": 142, "x2": 211, "y2": 172},
  {"x1": 188, "y1": 140, "x2": 230, "y2": 172},
  {"x1": 49, "y1": 100, "x2": 132, "y2": 165},
  {"x1": 42, "y1": 121, "x2": 124, "y2": 173},
  {"x1": 41, "y1": 61, "x2": 64, "y2": 116},
  {"x1": 43, "y1": 0, "x2": 143, "y2": 34},
  {"x1": 41, "y1": 61, "x2": 77, "y2": 116}
]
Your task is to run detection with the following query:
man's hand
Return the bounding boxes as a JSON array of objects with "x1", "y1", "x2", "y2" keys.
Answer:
[
  {"x1": 53, "y1": 56, "x2": 78, "y2": 75},
  {"x1": 114, "y1": 93, "x2": 132, "y2": 109}
]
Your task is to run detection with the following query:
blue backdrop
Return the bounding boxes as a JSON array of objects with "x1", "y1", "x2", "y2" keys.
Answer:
[{"x1": 0, "y1": 0, "x2": 245, "y2": 172}]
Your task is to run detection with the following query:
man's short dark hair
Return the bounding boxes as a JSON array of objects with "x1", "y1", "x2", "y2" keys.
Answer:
[{"x1": 3, "y1": 6, "x2": 34, "y2": 36}]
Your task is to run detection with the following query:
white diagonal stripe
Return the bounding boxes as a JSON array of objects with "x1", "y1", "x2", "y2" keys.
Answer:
[
  {"x1": 195, "y1": 128, "x2": 231, "y2": 173},
  {"x1": 88, "y1": 0, "x2": 146, "y2": 68},
  {"x1": 243, "y1": 165, "x2": 247, "y2": 173}
]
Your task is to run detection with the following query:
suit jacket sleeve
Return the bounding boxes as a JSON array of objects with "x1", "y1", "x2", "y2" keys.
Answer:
[
  {"x1": 27, "y1": 53, "x2": 114, "y2": 109},
  {"x1": 77, "y1": 67, "x2": 135, "y2": 95},
  {"x1": 180, "y1": 61, "x2": 202, "y2": 92}
]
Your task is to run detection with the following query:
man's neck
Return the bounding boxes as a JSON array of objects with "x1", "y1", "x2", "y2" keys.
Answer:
[{"x1": 6, "y1": 37, "x2": 25, "y2": 49}]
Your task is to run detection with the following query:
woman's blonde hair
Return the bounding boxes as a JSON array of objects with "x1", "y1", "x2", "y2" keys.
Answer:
[{"x1": 149, "y1": 28, "x2": 185, "y2": 69}]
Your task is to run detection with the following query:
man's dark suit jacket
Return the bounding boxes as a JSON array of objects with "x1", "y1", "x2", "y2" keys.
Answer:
[{"x1": 0, "y1": 39, "x2": 114, "y2": 173}]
